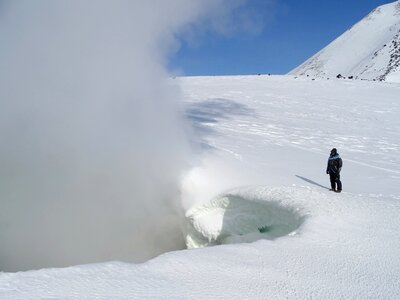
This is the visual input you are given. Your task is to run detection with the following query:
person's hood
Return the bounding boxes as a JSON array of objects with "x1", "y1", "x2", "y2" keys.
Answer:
[{"x1": 329, "y1": 153, "x2": 340, "y2": 159}]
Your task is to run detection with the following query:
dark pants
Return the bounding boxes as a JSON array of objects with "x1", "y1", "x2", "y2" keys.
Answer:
[{"x1": 329, "y1": 173, "x2": 342, "y2": 191}]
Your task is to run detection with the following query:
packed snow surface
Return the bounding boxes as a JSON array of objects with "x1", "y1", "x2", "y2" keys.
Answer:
[
  {"x1": 290, "y1": 1, "x2": 400, "y2": 82},
  {"x1": 1, "y1": 75, "x2": 400, "y2": 299}
]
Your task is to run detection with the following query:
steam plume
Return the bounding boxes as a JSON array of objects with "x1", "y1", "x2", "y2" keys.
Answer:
[{"x1": 0, "y1": 0, "x2": 251, "y2": 271}]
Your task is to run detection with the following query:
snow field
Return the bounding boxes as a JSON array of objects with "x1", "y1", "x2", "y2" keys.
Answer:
[
  {"x1": 1, "y1": 75, "x2": 400, "y2": 298},
  {"x1": 181, "y1": 75, "x2": 400, "y2": 196}
]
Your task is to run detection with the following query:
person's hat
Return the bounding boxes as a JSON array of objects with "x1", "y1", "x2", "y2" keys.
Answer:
[{"x1": 331, "y1": 148, "x2": 337, "y2": 153}]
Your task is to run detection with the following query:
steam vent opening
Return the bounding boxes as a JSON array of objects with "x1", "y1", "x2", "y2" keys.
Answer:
[{"x1": 185, "y1": 193, "x2": 306, "y2": 248}]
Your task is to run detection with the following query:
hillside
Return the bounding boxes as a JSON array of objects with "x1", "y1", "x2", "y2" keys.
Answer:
[{"x1": 289, "y1": 1, "x2": 400, "y2": 82}]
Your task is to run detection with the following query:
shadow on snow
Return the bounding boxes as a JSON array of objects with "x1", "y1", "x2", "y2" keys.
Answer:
[
  {"x1": 185, "y1": 98, "x2": 255, "y2": 151},
  {"x1": 295, "y1": 175, "x2": 330, "y2": 190}
]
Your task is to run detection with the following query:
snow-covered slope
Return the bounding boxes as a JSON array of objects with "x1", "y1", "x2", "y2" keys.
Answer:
[
  {"x1": 289, "y1": 1, "x2": 400, "y2": 82},
  {"x1": 1, "y1": 75, "x2": 400, "y2": 299}
]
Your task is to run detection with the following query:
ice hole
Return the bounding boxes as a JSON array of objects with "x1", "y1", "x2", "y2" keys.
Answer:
[{"x1": 185, "y1": 194, "x2": 306, "y2": 248}]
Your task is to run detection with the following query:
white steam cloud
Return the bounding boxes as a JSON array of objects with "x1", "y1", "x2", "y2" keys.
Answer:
[{"x1": 0, "y1": 0, "x2": 254, "y2": 271}]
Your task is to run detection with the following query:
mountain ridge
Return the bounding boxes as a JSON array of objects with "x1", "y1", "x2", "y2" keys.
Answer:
[{"x1": 289, "y1": 1, "x2": 400, "y2": 82}]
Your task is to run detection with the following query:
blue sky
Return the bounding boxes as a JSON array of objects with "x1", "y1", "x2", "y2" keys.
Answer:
[{"x1": 169, "y1": 0, "x2": 394, "y2": 76}]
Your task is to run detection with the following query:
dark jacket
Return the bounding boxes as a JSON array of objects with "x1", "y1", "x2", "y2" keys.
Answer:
[{"x1": 326, "y1": 153, "x2": 342, "y2": 174}]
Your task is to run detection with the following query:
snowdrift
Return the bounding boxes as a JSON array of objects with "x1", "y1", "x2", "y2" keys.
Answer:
[{"x1": 3, "y1": 185, "x2": 400, "y2": 299}]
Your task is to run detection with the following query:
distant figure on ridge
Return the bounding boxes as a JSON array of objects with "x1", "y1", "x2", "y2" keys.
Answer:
[{"x1": 326, "y1": 148, "x2": 342, "y2": 193}]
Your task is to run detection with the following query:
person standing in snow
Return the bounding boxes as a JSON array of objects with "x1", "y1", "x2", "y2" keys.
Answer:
[{"x1": 326, "y1": 148, "x2": 342, "y2": 193}]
